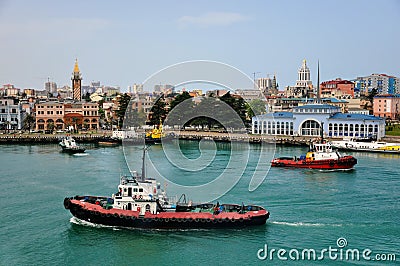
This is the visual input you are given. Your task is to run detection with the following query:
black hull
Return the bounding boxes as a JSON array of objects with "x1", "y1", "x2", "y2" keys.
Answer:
[
  {"x1": 61, "y1": 147, "x2": 86, "y2": 154},
  {"x1": 64, "y1": 198, "x2": 269, "y2": 229},
  {"x1": 144, "y1": 138, "x2": 161, "y2": 144}
]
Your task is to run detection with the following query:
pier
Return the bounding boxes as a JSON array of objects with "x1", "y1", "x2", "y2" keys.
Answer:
[
  {"x1": 172, "y1": 131, "x2": 310, "y2": 146},
  {"x1": 0, "y1": 133, "x2": 114, "y2": 144},
  {"x1": 1, "y1": 130, "x2": 399, "y2": 146}
]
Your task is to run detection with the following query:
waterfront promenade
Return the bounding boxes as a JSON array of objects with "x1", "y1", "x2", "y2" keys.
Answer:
[
  {"x1": 0, "y1": 132, "x2": 114, "y2": 144},
  {"x1": 1, "y1": 130, "x2": 399, "y2": 145}
]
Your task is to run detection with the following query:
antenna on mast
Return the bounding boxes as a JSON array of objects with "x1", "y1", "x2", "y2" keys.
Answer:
[
  {"x1": 140, "y1": 144, "x2": 147, "y2": 181},
  {"x1": 141, "y1": 145, "x2": 149, "y2": 181},
  {"x1": 317, "y1": 60, "x2": 320, "y2": 103}
]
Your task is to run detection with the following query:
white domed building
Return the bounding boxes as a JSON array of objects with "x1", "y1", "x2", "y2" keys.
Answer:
[{"x1": 252, "y1": 103, "x2": 385, "y2": 139}]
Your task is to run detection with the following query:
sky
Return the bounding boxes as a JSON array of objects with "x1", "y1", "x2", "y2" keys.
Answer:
[{"x1": 0, "y1": 0, "x2": 399, "y2": 91}]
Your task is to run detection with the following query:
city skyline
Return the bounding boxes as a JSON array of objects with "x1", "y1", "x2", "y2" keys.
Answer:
[{"x1": 0, "y1": 0, "x2": 399, "y2": 90}]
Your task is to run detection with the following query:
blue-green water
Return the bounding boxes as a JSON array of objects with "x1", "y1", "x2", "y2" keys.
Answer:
[{"x1": 0, "y1": 141, "x2": 399, "y2": 265}]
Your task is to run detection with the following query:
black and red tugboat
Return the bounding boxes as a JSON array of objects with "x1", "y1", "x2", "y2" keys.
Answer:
[
  {"x1": 271, "y1": 119, "x2": 357, "y2": 170},
  {"x1": 64, "y1": 148, "x2": 269, "y2": 229},
  {"x1": 271, "y1": 141, "x2": 357, "y2": 170}
]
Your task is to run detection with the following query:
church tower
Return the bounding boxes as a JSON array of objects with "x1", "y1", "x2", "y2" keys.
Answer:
[{"x1": 71, "y1": 59, "x2": 82, "y2": 101}]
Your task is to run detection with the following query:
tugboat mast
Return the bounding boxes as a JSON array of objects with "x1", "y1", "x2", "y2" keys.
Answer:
[
  {"x1": 316, "y1": 60, "x2": 320, "y2": 104},
  {"x1": 141, "y1": 145, "x2": 147, "y2": 182}
]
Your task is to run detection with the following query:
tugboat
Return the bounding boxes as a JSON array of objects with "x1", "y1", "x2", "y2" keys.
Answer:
[
  {"x1": 271, "y1": 141, "x2": 357, "y2": 170},
  {"x1": 64, "y1": 148, "x2": 269, "y2": 229},
  {"x1": 59, "y1": 136, "x2": 86, "y2": 154},
  {"x1": 145, "y1": 121, "x2": 164, "y2": 144},
  {"x1": 145, "y1": 121, "x2": 175, "y2": 144}
]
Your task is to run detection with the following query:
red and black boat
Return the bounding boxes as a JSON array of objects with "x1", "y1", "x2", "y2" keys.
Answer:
[
  {"x1": 64, "y1": 148, "x2": 269, "y2": 229},
  {"x1": 271, "y1": 141, "x2": 357, "y2": 170}
]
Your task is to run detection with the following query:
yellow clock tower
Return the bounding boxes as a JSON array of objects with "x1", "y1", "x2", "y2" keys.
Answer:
[{"x1": 71, "y1": 59, "x2": 82, "y2": 101}]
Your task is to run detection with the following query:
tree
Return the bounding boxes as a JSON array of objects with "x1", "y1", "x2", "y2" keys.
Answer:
[
  {"x1": 149, "y1": 96, "x2": 167, "y2": 125},
  {"x1": 84, "y1": 92, "x2": 91, "y2": 102},
  {"x1": 23, "y1": 113, "x2": 35, "y2": 131},
  {"x1": 367, "y1": 88, "x2": 378, "y2": 104},
  {"x1": 219, "y1": 92, "x2": 247, "y2": 127},
  {"x1": 246, "y1": 99, "x2": 267, "y2": 118},
  {"x1": 5, "y1": 121, "x2": 10, "y2": 133},
  {"x1": 123, "y1": 105, "x2": 147, "y2": 128},
  {"x1": 47, "y1": 122, "x2": 55, "y2": 134},
  {"x1": 169, "y1": 91, "x2": 193, "y2": 111},
  {"x1": 116, "y1": 93, "x2": 132, "y2": 129},
  {"x1": 72, "y1": 117, "x2": 78, "y2": 133}
]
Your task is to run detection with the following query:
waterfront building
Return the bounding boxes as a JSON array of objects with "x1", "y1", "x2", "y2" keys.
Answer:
[
  {"x1": 353, "y1": 74, "x2": 400, "y2": 96},
  {"x1": 64, "y1": 102, "x2": 99, "y2": 131},
  {"x1": 0, "y1": 97, "x2": 25, "y2": 130},
  {"x1": 71, "y1": 59, "x2": 82, "y2": 101},
  {"x1": 35, "y1": 101, "x2": 99, "y2": 131},
  {"x1": 285, "y1": 60, "x2": 314, "y2": 98},
  {"x1": 373, "y1": 94, "x2": 400, "y2": 120},
  {"x1": 35, "y1": 102, "x2": 64, "y2": 131},
  {"x1": 320, "y1": 78, "x2": 354, "y2": 99},
  {"x1": 252, "y1": 103, "x2": 385, "y2": 139}
]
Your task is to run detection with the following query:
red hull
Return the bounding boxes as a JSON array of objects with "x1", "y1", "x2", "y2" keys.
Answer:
[{"x1": 271, "y1": 156, "x2": 357, "y2": 170}]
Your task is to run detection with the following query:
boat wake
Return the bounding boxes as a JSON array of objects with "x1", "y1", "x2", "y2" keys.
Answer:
[
  {"x1": 317, "y1": 168, "x2": 354, "y2": 172},
  {"x1": 69, "y1": 217, "x2": 226, "y2": 232},
  {"x1": 73, "y1": 153, "x2": 88, "y2": 157},
  {"x1": 70, "y1": 217, "x2": 119, "y2": 230},
  {"x1": 271, "y1": 221, "x2": 343, "y2": 227}
]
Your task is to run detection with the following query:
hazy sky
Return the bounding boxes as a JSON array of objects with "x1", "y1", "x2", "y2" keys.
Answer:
[{"x1": 0, "y1": 0, "x2": 399, "y2": 91}]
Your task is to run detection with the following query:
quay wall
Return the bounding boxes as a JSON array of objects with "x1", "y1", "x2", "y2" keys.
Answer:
[
  {"x1": 1, "y1": 130, "x2": 399, "y2": 146},
  {"x1": 0, "y1": 133, "x2": 114, "y2": 144}
]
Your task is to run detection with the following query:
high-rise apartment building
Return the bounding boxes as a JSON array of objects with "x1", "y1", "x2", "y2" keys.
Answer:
[
  {"x1": 45, "y1": 80, "x2": 57, "y2": 95},
  {"x1": 353, "y1": 74, "x2": 399, "y2": 96}
]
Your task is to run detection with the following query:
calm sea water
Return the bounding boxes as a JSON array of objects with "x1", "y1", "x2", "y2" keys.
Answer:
[{"x1": 0, "y1": 141, "x2": 398, "y2": 265}]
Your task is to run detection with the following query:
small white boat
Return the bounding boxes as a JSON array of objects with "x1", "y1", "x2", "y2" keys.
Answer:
[
  {"x1": 59, "y1": 137, "x2": 86, "y2": 154},
  {"x1": 330, "y1": 138, "x2": 400, "y2": 153}
]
